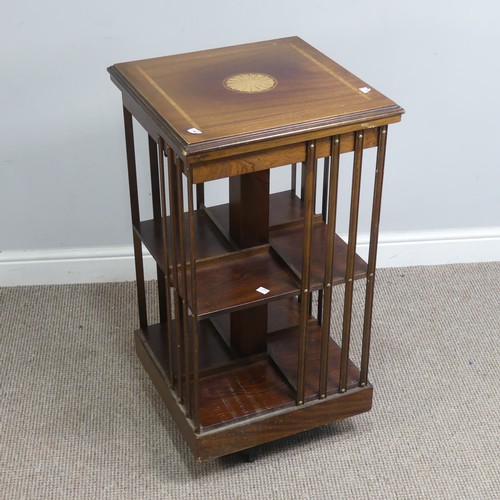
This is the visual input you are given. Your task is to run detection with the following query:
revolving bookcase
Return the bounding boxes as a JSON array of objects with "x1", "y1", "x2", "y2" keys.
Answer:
[{"x1": 108, "y1": 37, "x2": 404, "y2": 461}]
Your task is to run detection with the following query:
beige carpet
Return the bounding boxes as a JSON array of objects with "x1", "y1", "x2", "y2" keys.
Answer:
[{"x1": 1, "y1": 263, "x2": 499, "y2": 499}]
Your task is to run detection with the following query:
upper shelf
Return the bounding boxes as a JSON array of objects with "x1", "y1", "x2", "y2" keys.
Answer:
[
  {"x1": 206, "y1": 191, "x2": 368, "y2": 288},
  {"x1": 270, "y1": 222, "x2": 367, "y2": 289},
  {"x1": 137, "y1": 215, "x2": 300, "y2": 317},
  {"x1": 135, "y1": 190, "x2": 311, "y2": 277},
  {"x1": 189, "y1": 246, "x2": 300, "y2": 318},
  {"x1": 134, "y1": 210, "x2": 233, "y2": 273}
]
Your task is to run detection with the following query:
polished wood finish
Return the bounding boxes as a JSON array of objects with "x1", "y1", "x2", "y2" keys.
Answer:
[
  {"x1": 228, "y1": 170, "x2": 270, "y2": 356},
  {"x1": 109, "y1": 37, "x2": 402, "y2": 156},
  {"x1": 187, "y1": 123, "x2": 391, "y2": 183},
  {"x1": 109, "y1": 37, "x2": 403, "y2": 461},
  {"x1": 340, "y1": 131, "x2": 365, "y2": 392},
  {"x1": 361, "y1": 126, "x2": 389, "y2": 385},
  {"x1": 296, "y1": 141, "x2": 317, "y2": 404},
  {"x1": 123, "y1": 107, "x2": 148, "y2": 330},
  {"x1": 135, "y1": 328, "x2": 373, "y2": 461},
  {"x1": 320, "y1": 135, "x2": 341, "y2": 397},
  {"x1": 229, "y1": 170, "x2": 270, "y2": 247}
]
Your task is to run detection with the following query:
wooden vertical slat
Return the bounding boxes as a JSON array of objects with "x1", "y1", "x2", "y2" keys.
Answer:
[
  {"x1": 317, "y1": 156, "x2": 331, "y2": 326},
  {"x1": 319, "y1": 136, "x2": 341, "y2": 397},
  {"x1": 321, "y1": 156, "x2": 330, "y2": 223},
  {"x1": 196, "y1": 184, "x2": 205, "y2": 209},
  {"x1": 157, "y1": 137, "x2": 174, "y2": 385},
  {"x1": 186, "y1": 167, "x2": 200, "y2": 431},
  {"x1": 131, "y1": 236, "x2": 147, "y2": 330},
  {"x1": 296, "y1": 141, "x2": 317, "y2": 405},
  {"x1": 174, "y1": 156, "x2": 192, "y2": 417},
  {"x1": 339, "y1": 131, "x2": 364, "y2": 392},
  {"x1": 123, "y1": 106, "x2": 147, "y2": 330},
  {"x1": 148, "y1": 135, "x2": 162, "y2": 220},
  {"x1": 360, "y1": 126, "x2": 388, "y2": 386},
  {"x1": 149, "y1": 135, "x2": 168, "y2": 324},
  {"x1": 166, "y1": 146, "x2": 183, "y2": 400},
  {"x1": 291, "y1": 163, "x2": 297, "y2": 194},
  {"x1": 300, "y1": 161, "x2": 306, "y2": 200},
  {"x1": 317, "y1": 291, "x2": 323, "y2": 328}
]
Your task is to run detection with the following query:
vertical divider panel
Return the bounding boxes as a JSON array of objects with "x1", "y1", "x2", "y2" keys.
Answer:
[
  {"x1": 317, "y1": 155, "x2": 331, "y2": 326},
  {"x1": 300, "y1": 161, "x2": 306, "y2": 201},
  {"x1": 196, "y1": 184, "x2": 205, "y2": 209},
  {"x1": 339, "y1": 131, "x2": 364, "y2": 392},
  {"x1": 174, "y1": 156, "x2": 192, "y2": 418},
  {"x1": 157, "y1": 137, "x2": 175, "y2": 386},
  {"x1": 166, "y1": 146, "x2": 184, "y2": 402},
  {"x1": 321, "y1": 157, "x2": 330, "y2": 223},
  {"x1": 319, "y1": 136, "x2": 341, "y2": 397},
  {"x1": 123, "y1": 106, "x2": 147, "y2": 330},
  {"x1": 186, "y1": 167, "x2": 200, "y2": 431},
  {"x1": 148, "y1": 136, "x2": 162, "y2": 219},
  {"x1": 149, "y1": 135, "x2": 168, "y2": 324},
  {"x1": 296, "y1": 141, "x2": 317, "y2": 405},
  {"x1": 360, "y1": 126, "x2": 388, "y2": 386}
]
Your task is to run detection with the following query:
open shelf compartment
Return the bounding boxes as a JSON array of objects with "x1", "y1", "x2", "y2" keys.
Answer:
[
  {"x1": 198, "y1": 356, "x2": 296, "y2": 429},
  {"x1": 138, "y1": 304, "x2": 365, "y2": 431},
  {"x1": 191, "y1": 245, "x2": 300, "y2": 318},
  {"x1": 270, "y1": 220, "x2": 368, "y2": 289},
  {"x1": 206, "y1": 190, "x2": 308, "y2": 231},
  {"x1": 141, "y1": 320, "x2": 235, "y2": 379},
  {"x1": 268, "y1": 323, "x2": 361, "y2": 401},
  {"x1": 134, "y1": 210, "x2": 233, "y2": 272}
]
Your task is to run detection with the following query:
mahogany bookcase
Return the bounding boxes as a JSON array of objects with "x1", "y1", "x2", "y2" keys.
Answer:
[{"x1": 108, "y1": 37, "x2": 404, "y2": 461}]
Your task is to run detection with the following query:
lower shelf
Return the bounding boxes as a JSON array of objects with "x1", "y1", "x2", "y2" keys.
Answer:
[
  {"x1": 135, "y1": 314, "x2": 372, "y2": 460},
  {"x1": 141, "y1": 321, "x2": 234, "y2": 378},
  {"x1": 268, "y1": 323, "x2": 361, "y2": 400},
  {"x1": 198, "y1": 356, "x2": 295, "y2": 428},
  {"x1": 136, "y1": 326, "x2": 373, "y2": 461}
]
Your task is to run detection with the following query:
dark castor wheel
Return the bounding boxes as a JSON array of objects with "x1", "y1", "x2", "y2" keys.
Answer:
[
  {"x1": 243, "y1": 450, "x2": 258, "y2": 462},
  {"x1": 236, "y1": 446, "x2": 261, "y2": 462}
]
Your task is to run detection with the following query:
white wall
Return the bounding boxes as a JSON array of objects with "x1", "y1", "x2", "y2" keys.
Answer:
[{"x1": 1, "y1": 0, "x2": 499, "y2": 285}]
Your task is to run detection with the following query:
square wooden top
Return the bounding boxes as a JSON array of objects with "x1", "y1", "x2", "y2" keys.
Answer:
[{"x1": 109, "y1": 37, "x2": 403, "y2": 155}]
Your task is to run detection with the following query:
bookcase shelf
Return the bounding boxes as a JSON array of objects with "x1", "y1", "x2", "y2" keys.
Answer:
[
  {"x1": 270, "y1": 221, "x2": 368, "y2": 289},
  {"x1": 198, "y1": 357, "x2": 295, "y2": 429},
  {"x1": 135, "y1": 211, "x2": 232, "y2": 270},
  {"x1": 190, "y1": 245, "x2": 300, "y2": 318}
]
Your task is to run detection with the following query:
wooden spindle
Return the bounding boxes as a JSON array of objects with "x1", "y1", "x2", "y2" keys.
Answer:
[
  {"x1": 149, "y1": 135, "x2": 168, "y2": 324},
  {"x1": 157, "y1": 137, "x2": 174, "y2": 385},
  {"x1": 186, "y1": 168, "x2": 200, "y2": 431},
  {"x1": 319, "y1": 135, "x2": 341, "y2": 398},
  {"x1": 321, "y1": 156, "x2": 330, "y2": 223},
  {"x1": 317, "y1": 155, "x2": 332, "y2": 326},
  {"x1": 167, "y1": 146, "x2": 183, "y2": 400},
  {"x1": 174, "y1": 156, "x2": 192, "y2": 417},
  {"x1": 360, "y1": 126, "x2": 388, "y2": 386},
  {"x1": 123, "y1": 106, "x2": 147, "y2": 330},
  {"x1": 196, "y1": 183, "x2": 205, "y2": 209},
  {"x1": 339, "y1": 131, "x2": 364, "y2": 392},
  {"x1": 296, "y1": 141, "x2": 317, "y2": 405}
]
